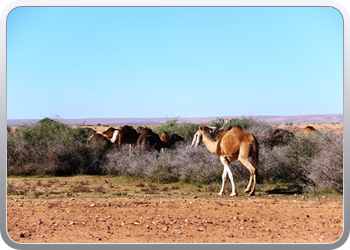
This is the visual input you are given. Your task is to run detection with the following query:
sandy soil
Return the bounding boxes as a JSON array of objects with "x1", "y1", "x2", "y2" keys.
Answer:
[{"x1": 7, "y1": 194, "x2": 343, "y2": 244}]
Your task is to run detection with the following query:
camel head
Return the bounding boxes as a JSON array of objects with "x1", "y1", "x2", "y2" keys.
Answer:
[
  {"x1": 171, "y1": 134, "x2": 184, "y2": 142},
  {"x1": 191, "y1": 126, "x2": 217, "y2": 148}
]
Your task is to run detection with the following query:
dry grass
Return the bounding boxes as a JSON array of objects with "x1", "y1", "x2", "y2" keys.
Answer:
[{"x1": 7, "y1": 175, "x2": 267, "y2": 200}]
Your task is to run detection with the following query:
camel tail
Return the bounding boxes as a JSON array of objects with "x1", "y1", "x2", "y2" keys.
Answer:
[{"x1": 251, "y1": 136, "x2": 259, "y2": 177}]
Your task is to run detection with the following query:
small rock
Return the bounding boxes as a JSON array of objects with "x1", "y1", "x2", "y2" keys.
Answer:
[{"x1": 19, "y1": 232, "x2": 31, "y2": 238}]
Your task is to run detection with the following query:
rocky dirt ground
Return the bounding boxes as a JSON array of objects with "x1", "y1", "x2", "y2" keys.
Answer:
[{"x1": 7, "y1": 177, "x2": 343, "y2": 244}]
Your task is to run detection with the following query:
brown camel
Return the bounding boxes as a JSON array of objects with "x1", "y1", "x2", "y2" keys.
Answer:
[
  {"x1": 116, "y1": 125, "x2": 141, "y2": 149},
  {"x1": 137, "y1": 128, "x2": 184, "y2": 152},
  {"x1": 160, "y1": 131, "x2": 170, "y2": 153},
  {"x1": 197, "y1": 125, "x2": 259, "y2": 196},
  {"x1": 102, "y1": 127, "x2": 120, "y2": 143},
  {"x1": 260, "y1": 129, "x2": 294, "y2": 148},
  {"x1": 87, "y1": 133, "x2": 112, "y2": 145},
  {"x1": 102, "y1": 127, "x2": 117, "y2": 138},
  {"x1": 191, "y1": 120, "x2": 230, "y2": 147}
]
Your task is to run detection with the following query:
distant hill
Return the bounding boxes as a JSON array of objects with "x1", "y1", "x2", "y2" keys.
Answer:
[{"x1": 7, "y1": 114, "x2": 343, "y2": 126}]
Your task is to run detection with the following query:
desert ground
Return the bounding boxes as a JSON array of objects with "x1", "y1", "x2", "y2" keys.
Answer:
[
  {"x1": 7, "y1": 176, "x2": 343, "y2": 244},
  {"x1": 6, "y1": 122, "x2": 343, "y2": 244}
]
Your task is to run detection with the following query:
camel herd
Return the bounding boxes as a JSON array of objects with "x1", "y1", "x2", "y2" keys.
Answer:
[
  {"x1": 87, "y1": 123, "x2": 319, "y2": 196},
  {"x1": 87, "y1": 125, "x2": 184, "y2": 152}
]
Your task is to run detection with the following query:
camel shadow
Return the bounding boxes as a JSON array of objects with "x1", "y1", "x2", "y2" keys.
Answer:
[{"x1": 264, "y1": 184, "x2": 303, "y2": 195}]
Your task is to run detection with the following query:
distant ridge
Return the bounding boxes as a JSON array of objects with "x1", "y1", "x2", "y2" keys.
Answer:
[{"x1": 7, "y1": 114, "x2": 343, "y2": 126}]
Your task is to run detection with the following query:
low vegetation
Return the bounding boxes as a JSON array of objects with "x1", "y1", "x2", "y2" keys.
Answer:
[{"x1": 7, "y1": 117, "x2": 343, "y2": 194}]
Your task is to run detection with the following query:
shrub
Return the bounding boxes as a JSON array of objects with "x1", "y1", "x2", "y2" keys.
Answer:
[
  {"x1": 7, "y1": 117, "x2": 343, "y2": 194},
  {"x1": 101, "y1": 144, "x2": 223, "y2": 184},
  {"x1": 258, "y1": 132, "x2": 343, "y2": 193},
  {"x1": 7, "y1": 117, "x2": 110, "y2": 176}
]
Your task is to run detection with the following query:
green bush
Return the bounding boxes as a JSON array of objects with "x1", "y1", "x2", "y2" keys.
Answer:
[{"x1": 7, "y1": 117, "x2": 110, "y2": 176}]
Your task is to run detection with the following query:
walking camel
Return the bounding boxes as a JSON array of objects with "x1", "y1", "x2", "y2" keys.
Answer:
[
  {"x1": 197, "y1": 125, "x2": 259, "y2": 196},
  {"x1": 137, "y1": 128, "x2": 184, "y2": 152},
  {"x1": 191, "y1": 120, "x2": 229, "y2": 147}
]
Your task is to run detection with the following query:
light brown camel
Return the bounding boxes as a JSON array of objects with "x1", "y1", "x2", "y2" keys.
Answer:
[
  {"x1": 197, "y1": 125, "x2": 259, "y2": 196},
  {"x1": 87, "y1": 133, "x2": 112, "y2": 145},
  {"x1": 137, "y1": 128, "x2": 184, "y2": 152},
  {"x1": 116, "y1": 125, "x2": 141, "y2": 150},
  {"x1": 191, "y1": 120, "x2": 229, "y2": 147},
  {"x1": 160, "y1": 131, "x2": 170, "y2": 153}
]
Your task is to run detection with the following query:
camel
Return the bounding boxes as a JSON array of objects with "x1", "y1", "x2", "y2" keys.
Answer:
[
  {"x1": 87, "y1": 132, "x2": 112, "y2": 145},
  {"x1": 160, "y1": 131, "x2": 170, "y2": 153},
  {"x1": 116, "y1": 125, "x2": 142, "y2": 150},
  {"x1": 101, "y1": 127, "x2": 120, "y2": 144},
  {"x1": 102, "y1": 127, "x2": 117, "y2": 138},
  {"x1": 302, "y1": 126, "x2": 319, "y2": 135},
  {"x1": 191, "y1": 120, "x2": 230, "y2": 147},
  {"x1": 197, "y1": 125, "x2": 259, "y2": 196},
  {"x1": 137, "y1": 128, "x2": 184, "y2": 152},
  {"x1": 260, "y1": 129, "x2": 294, "y2": 148}
]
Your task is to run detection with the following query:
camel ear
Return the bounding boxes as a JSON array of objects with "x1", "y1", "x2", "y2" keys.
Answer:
[{"x1": 199, "y1": 126, "x2": 202, "y2": 131}]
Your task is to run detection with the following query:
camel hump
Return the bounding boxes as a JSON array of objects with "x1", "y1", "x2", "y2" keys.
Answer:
[
  {"x1": 303, "y1": 126, "x2": 318, "y2": 134},
  {"x1": 228, "y1": 125, "x2": 244, "y2": 134}
]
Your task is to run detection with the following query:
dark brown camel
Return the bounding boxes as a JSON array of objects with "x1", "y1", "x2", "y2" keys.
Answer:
[
  {"x1": 137, "y1": 128, "x2": 184, "y2": 152},
  {"x1": 116, "y1": 125, "x2": 141, "y2": 149},
  {"x1": 197, "y1": 125, "x2": 259, "y2": 196}
]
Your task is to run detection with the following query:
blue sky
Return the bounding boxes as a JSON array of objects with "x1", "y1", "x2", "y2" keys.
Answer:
[{"x1": 7, "y1": 7, "x2": 343, "y2": 119}]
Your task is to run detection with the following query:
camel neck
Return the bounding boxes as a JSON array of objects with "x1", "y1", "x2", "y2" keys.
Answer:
[
  {"x1": 160, "y1": 136, "x2": 176, "y2": 148},
  {"x1": 201, "y1": 130, "x2": 218, "y2": 154}
]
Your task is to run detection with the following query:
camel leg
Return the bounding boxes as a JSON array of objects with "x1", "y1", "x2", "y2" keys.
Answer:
[
  {"x1": 238, "y1": 157, "x2": 256, "y2": 196},
  {"x1": 219, "y1": 156, "x2": 236, "y2": 196}
]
